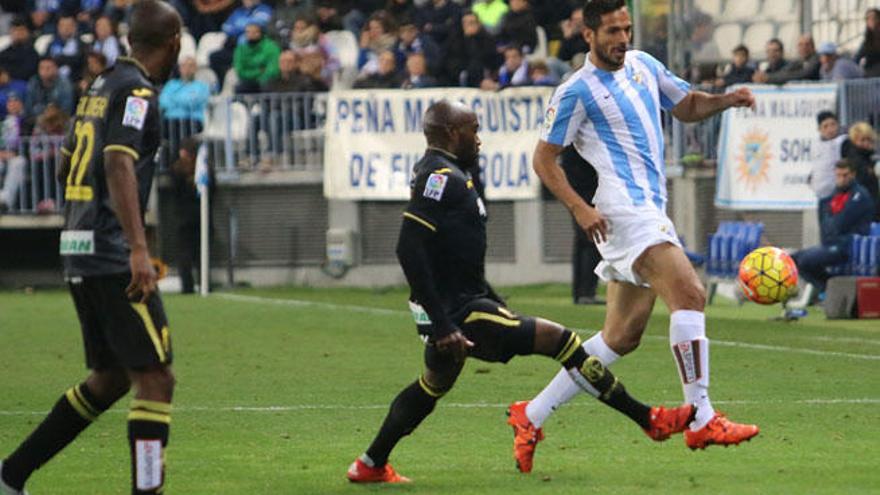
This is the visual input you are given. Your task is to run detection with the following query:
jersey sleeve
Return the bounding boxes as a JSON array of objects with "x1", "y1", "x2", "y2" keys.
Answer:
[
  {"x1": 103, "y1": 84, "x2": 157, "y2": 161},
  {"x1": 402, "y1": 168, "x2": 462, "y2": 233},
  {"x1": 539, "y1": 82, "x2": 587, "y2": 146}
]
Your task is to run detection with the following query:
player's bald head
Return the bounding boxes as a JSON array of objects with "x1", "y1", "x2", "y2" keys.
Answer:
[
  {"x1": 423, "y1": 100, "x2": 476, "y2": 146},
  {"x1": 128, "y1": 0, "x2": 182, "y2": 51}
]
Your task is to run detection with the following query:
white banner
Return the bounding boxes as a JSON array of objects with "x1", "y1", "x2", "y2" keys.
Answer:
[
  {"x1": 715, "y1": 84, "x2": 837, "y2": 210},
  {"x1": 323, "y1": 87, "x2": 553, "y2": 200}
]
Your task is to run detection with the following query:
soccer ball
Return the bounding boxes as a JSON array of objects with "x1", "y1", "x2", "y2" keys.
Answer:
[{"x1": 737, "y1": 247, "x2": 799, "y2": 305}]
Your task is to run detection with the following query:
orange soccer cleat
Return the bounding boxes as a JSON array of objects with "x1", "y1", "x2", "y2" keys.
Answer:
[
  {"x1": 684, "y1": 412, "x2": 759, "y2": 450},
  {"x1": 346, "y1": 458, "x2": 410, "y2": 483},
  {"x1": 643, "y1": 404, "x2": 695, "y2": 441},
  {"x1": 506, "y1": 401, "x2": 544, "y2": 473}
]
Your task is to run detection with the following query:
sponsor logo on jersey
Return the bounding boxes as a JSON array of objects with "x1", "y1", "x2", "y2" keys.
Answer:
[
  {"x1": 122, "y1": 96, "x2": 149, "y2": 130},
  {"x1": 423, "y1": 173, "x2": 448, "y2": 201},
  {"x1": 59, "y1": 230, "x2": 95, "y2": 255},
  {"x1": 543, "y1": 106, "x2": 556, "y2": 130}
]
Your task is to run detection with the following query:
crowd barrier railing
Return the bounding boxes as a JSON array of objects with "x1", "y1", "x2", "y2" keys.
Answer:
[{"x1": 1, "y1": 135, "x2": 65, "y2": 215}]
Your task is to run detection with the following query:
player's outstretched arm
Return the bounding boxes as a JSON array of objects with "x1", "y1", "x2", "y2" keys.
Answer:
[
  {"x1": 534, "y1": 141, "x2": 608, "y2": 243},
  {"x1": 105, "y1": 150, "x2": 156, "y2": 303},
  {"x1": 671, "y1": 87, "x2": 756, "y2": 123}
]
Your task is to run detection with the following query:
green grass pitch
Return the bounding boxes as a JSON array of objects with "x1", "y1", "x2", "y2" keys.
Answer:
[{"x1": 1, "y1": 284, "x2": 879, "y2": 494}]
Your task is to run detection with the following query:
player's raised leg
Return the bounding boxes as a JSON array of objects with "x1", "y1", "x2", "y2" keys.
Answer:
[
  {"x1": 348, "y1": 358, "x2": 463, "y2": 483},
  {"x1": 522, "y1": 281, "x2": 656, "y2": 431},
  {"x1": 635, "y1": 242, "x2": 759, "y2": 449},
  {"x1": 508, "y1": 317, "x2": 692, "y2": 472},
  {"x1": 1, "y1": 369, "x2": 130, "y2": 494}
]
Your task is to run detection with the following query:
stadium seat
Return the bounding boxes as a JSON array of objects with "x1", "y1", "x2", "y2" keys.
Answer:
[
  {"x1": 220, "y1": 68, "x2": 238, "y2": 96},
  {"x1": 721, "y1": 0, "x2": 760, "y2": 21},
  {"x1": 196, "y1": 31, "x2": 227, "y2": 68},
  {"x1": 700, "y1": 0, "x2": 723, "y2": 18},
  {"x1": 0, "y1": 35, "x2": 10, "y2": 52},
  {"x1": 777, "y1": 22, "x2": 800, "y2": 52},
  {"x1": 533, "y1": 25, "x2": 548, "y2": 59},
  {"x1": 179, "y1": 31, "x2": 197, "y2": 64},
  {"x1": 713, "y1": 23, "x2": 742, "y2": 56},
  {"x1": 34, "y1": 33, "x2": 53, "y2": 56},
  {"x1": 742, "y1": 22, "x2": 775, "y2": 56},
  {"x1": 195, "y1": 67, "x2": 219, "y2": 93},
  {"x1": 202, "y1": 97, "x2": 249, "y2": 141},
  {"x1": 324, "y1": 30, "x2": 358, "y2": 69},
  {"x1": 762, "y1": 0, "x2": 797, "y2": 22},
  {"x1": 705, "y1": 221, "x2": 764, "y2": 303},
  {"x1": 813, "y1": 20, "x2": 840, "y2": 45},
  {"x1": 871, "y1": 222, "x2": 880, "y2": 237}
]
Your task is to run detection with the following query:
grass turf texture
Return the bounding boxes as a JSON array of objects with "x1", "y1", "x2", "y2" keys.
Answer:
[{"x1": 1, "y1": 284, "x2": 879, "y2": 494}]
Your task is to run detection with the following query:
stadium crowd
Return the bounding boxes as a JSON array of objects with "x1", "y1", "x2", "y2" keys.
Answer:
[{"x1": 0, "y1": 0, "x2": 879, "y2": 210}]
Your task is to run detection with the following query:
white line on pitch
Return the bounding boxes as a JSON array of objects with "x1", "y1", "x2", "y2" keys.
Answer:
[
  {"x1": 1, "y1": 398, "x2": 878, "y2": 417},
  {"x1": 214, "y1": 294, "x2": 880, "y2": 361}
]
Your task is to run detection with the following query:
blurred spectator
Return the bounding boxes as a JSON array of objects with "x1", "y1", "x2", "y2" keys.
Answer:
[
  {"x1": 400, "y1": 52, "x2": 437, "y2": 88},
  {"x1": 102, "y1": 0, "x2": 136, "y2": 25},
  {"x1": 558, "y1": 7, "x2": 588, "y2": 63},
  {"x1": 472, "y1": 0, "x2": 508, "y2": 34},
  {"x1": 528, "y1": 59, "x2": 558, "y2": 86},
  {"x1": 0, "y1": 68, "x2": 28, "y2": 120},
  {"x1": 26, "y1": 57, "x2": 74, "y2": 123},
  {"x1": 842, "y1": 122, "x2": 880, "y2": 219},
  {"x1": 0, "y1": 92, "x2": 26, "y2": 212},
  {"x1": 233, "y1": 22, "x2": 281, "y2": 94},
  {"x1": 445, "y1": 11, "x2": 502, "y2": 87},
  {"x1": 686, "y1": 10, "x2": 719, "y2": 63},
  {"x1": 414, "y1": 0, "x2": 462, "y2": 48},
  {"x1": 210, "y1": 0, "x2": 273, "y2": 82},
  {"x1": 759, "y1": 38, "x2": 787, "y2": 76},
  {"x1": 353, "y1": 49, "x2": 402, "y2": 88},
  {"x1": 498, "y1": 0, "x2": 538, "y2": 54},
  {"x1": 397, "y1": 17, "x2": 440, "y2": 76},
  {"x1": 48, "y1": 15, "x2": 88, "y2": 82},
  {"x1": 298, "y1": 51, "x2": 331, "y2": 92},
  {"x1": 170, "y1": 137, "x2": 202, "y2": 294},
  {"x1": 755, "y1": 34, "x2": 820, "y2": 84},
  {"x1": 0, "y1": 18, "x2": 40, "y2": 83},
  {"x1": 716, "y1": 44, "x2": 755, "y2": 87},
  {"x1": 169, "y1": 0, "x2": 237, "y2": 39},
  {"x1": 30, "y1": 102, "x2": 69, "y2": 212},
  {"x1": 268, "y1": 0, "x2": 313, "y2": 43},
  {"x1": 792, "y1": 159, "x2": 874, "y2": 294},
  {"x1": 386, "y1": 0, "x2": 416, "y2": 27},
  {"x1": 315, "y1": 0, "x2": 345, "y2": 32},
  {"x1": 28, "y1": 0, "x2": 63, "y2": 36},
  {"x1": 265, "y1": 50, "x2": 328, "y2": 92},
  {"x1": 288, "y1": 13, "x2": 340, "y2": 85},
  {"x1": 91, "y1": 15, "x2": 124, "y2": 66},
  {"x1": 531, "y1": 0, "x2": 572, "y2": 40},
  {"x1": 75, "y1": 0, "x2": 106, "y2": 31},
  {"x1": 160, "y1": 56, "x2": 211, "y2": 166},
  {"x1": 818, "y1": 42, "x2": 863, "y2": 81},
  {"x1": 855, "y1": 8, "x2": 880, "y2": 78},
  {"x1": 496, "y1": 45, "x2": 530, "y2": 88},
  {"x1": 343, "y1": 0, "x2": 385, "y2": 35},
  {"x1": 811, "y1": 111, "x2": 846, "y2": 200},
  {"x1": 357, "y1": 11, "x2": 399, "y2": 76},
  {"x1": 76, "y1": 51, "x2": 107, "y2": 98}
]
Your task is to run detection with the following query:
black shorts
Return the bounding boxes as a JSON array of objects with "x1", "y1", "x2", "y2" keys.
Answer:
[
  {"x1": 421, "y1": 298, "x2": 536, "y2": 372},
  {"x1": 68, "y1": 273, "x2": 173, "y2": 370}
]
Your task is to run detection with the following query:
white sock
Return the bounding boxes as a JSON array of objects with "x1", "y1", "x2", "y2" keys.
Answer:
[
  {"x1": 669, "y1": 310, "x2": 715, "y2": 430},
  {"x1": 525, "y1": 333, "x2": 621, "y2": 428}
]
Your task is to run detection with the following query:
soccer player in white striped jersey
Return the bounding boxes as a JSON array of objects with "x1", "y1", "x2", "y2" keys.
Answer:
[{"x1": 506, "y1": 0, "x2": 759, "y2": 472}]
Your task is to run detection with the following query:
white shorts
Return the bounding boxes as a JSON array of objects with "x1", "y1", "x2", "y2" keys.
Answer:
[{"x1": 594, "y1": 205, "x2": 681, "y2": 287}]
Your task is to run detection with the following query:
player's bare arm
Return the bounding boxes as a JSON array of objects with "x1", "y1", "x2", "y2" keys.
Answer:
[
  {"x1": 533, "y1": 140, "x2": 608, "y2": 243},
  {"x1": 672, "y1": 87, "x2": 756, "y2": 123},
  {"x1": 105, "y1": 150, "x2": 156, "y2": 303}
]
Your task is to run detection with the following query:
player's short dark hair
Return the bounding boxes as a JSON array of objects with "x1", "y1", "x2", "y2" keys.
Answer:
[
  {"x1": 127, "y1": 0, "x2": 181, "y2": 50},
  {"x1": 817, "y1": 110, "x2": 838, "y2": 126},
  {"x1": 835, "y1": 158, "x2": 857, "y2": 172},
  {"x1": 733, "y1": 44, "x2": 749, "y2": 56},
  {"x1": 767, "y1": 38, "x2": 784, "y2": 51},
  {"x1": 583, "y1": 0, "x2": 626, "y2": 31}
]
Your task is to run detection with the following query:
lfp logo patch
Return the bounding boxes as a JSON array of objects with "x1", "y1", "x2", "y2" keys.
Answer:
[
  {"x1": 735, "y1": 128, "x2": 773, "y2": 191},
  {"x1": 122, "y1": 96, "x2": 149, "y2": 130},
  {"x1": 423, "y1": 173, "x2": 448, "y2": 201}
]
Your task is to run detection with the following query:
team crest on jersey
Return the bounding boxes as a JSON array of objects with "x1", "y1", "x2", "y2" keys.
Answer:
[
  {"x1": 543, "y1": 106, "x2": 557, "y2": 131},
  {"x1": 632, "y1": 70, "x2": 645, "y2": 85},
  {"x1": 423, "y1": 173, "x2": 448, "y2": 201},
  {"x1": 122, "y1": 96, "x2": 149, "y2": 130}
]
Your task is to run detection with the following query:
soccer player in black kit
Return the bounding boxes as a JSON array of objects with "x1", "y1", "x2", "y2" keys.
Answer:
[
  {"x1": 346, "y1": 101, "x2": 696, "y2": 483},
  {"x1": 0, "y1": 3, "x2": 181, "y2": 494}
]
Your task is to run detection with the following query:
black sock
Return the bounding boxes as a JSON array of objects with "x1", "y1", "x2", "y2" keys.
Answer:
[
  {"x1": 128, "y1": 399, "x2": 171, "y2": 495},
  {"x1": 565, "y1": 346, "x2": 652, "y2": 430},
  {"x1": 364, "y1": 377, "x2": 442, "y2": 467},
  {"x1": 2, "y1": 383, "x2": 111, "y2": 490}
]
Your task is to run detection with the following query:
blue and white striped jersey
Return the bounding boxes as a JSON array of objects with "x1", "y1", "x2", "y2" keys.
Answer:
[{"x1": 540, "y1": 50, "x2": 690, "y2": 212}]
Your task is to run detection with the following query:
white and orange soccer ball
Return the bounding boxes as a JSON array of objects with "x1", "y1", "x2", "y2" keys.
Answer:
[{"x1": 737, "y1": 247, "x2": 799, "y2": 305}]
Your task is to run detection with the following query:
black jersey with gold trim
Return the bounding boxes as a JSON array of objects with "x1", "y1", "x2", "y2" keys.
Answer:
[
  {"x1": 60, "y1": 57, "x2": 160, "y2": 277},
  {"x1": 403, "y1": 149, "x2": 490, "y2": 314}
]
